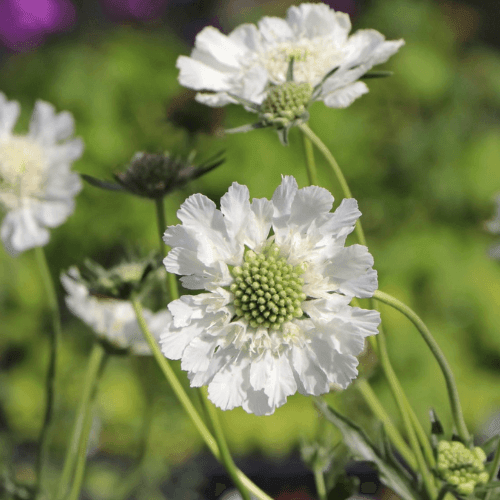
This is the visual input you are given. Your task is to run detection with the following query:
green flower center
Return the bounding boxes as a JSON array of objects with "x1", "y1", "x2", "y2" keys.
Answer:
[
  {"x1": 436, "y1": 441, "x2": 489, "y2": 496},
  {"x1": 229, "y1": 244, "x2": 307, "y2": 330},
  {"x1": 260, "y1": 82, "x2": 312, "y2": 128}
]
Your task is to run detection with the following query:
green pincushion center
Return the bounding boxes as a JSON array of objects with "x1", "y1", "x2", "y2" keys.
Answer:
[
  {"x1": 260, "y1": 82, "x2": 312, "y2": 127},
  {"x1": 230, "y1": 244, "x2": 306, "y2": 330}
]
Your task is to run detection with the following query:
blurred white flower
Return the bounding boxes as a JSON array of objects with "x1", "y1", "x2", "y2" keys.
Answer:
[
  {"x1": 61, "y1": 267, "x2": 172, "y2": 355},
  {"x1": 486, "y1": 194, "x2": 500, "y2": 260},
  {"x1": 161, "y1": 176, "x2": 380, "y2": 415},
  {"x1": 0, "y1": 93, "x2": 83, "y2": 256},
  {"x1": 177, "y1": 2, "x2": 404, "y2": 111}
]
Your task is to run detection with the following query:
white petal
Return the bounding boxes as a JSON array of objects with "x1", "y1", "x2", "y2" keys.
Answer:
[
  {"x1": 239, "y1": 65, "x2": 268, "y2": 104},
  {"x1": 249, "y1": 350, "x2": 273, "y2": 391},
  {"x1": 46, "y1": 138, "x2": 84, "y2": 165},
  {"x1": 195, "y1": 92, "x2": 237, "y2": 107},
  {"x1": 220, "y1": 182, "x2": 252, "y2": 244},
  {"x1": 370, "y1": 39, "x2": 405, "y2": 65},
  {"x1": 242, "y1": 387, "x2": 273, "y2": 416},
  {"x1": 322, "y1": 81, "x2": 369, "y2": 108},
  {"x1": 228, "y1": 23, "x2": 262, "y2": 52},
  {"x1": 324, "y1": 244, "x2": 378, "y2": 297},
  {"x1": 195, "y1": 26, "x2": 247, "y2": 69},
  {"x1": 286, "y1": 3, "x2": 351, "y2": 41},
  {"x1": 208, "y1": 354, "x2": 250, "y2": 411},
  {"x1": 248, "y1": 198, "x2": 273, "y2": 249},
  {"x1": 32, "y1": 199, "x2": 75, "y2": 228},
  {"x1": 189, "y1": 344, "x2": 239, "y2": 387},
  {"x1": 167, "y1": 295, "x2": 205, "y2": 328},
  {"x1": 0, "y1": 93, "x2": 20, "y2": 138},
  {"x1": 309, "y1": 336, "x2": 359, "y2": 389},
  {"x1": 29, "y1": 101, "x2": 76, "y2": 146},
  {"x1": 146, "y1": 309, "x2": 173, "y2": 341},
  {"x1": 261, "y1": 353, "x2": 297, "y2": 409},
  {"x1": 181, "y1": 334, "x2": 219, "y2": 375},
  {"x1": 1, "y1": 207, "x2": 49, "y2": 256},
  {"x1": 287, "y1": 185, "x2": 334, "y2": 231},
  {"x1": 342, "y1": 29, "x2": 386, "y2": 67},
  {"x1": 258, "y1": 16, "x2": 293, "y2": 43},
  {"x1": 177, "y1": 55, "x2": 232, "y2": 92},
  {"x1": 44, "y1": 164, "x2": 83, "y2": 200},
  {"x1": 290, "y1": 344, "x2": 330, "y2": 396},
  {"x1": 318, "y1": 198, "x2": 361, "y2": 240},
  {"x1": 302, "y1": 295, "x2": 352, "y2": 321},
  {"x1": 271, "y1": 175, "x2": 298, "y2": 228},
  {"x1": 161, "y1": 319, "x2": 206, "y2": 360}
]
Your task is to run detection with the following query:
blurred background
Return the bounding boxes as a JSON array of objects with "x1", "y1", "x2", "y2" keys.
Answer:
[{"x1": 1, "y1": 0, "x2": 500, "y2": 498}]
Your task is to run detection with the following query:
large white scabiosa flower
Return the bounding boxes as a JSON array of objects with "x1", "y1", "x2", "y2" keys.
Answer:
[
  {"x1": 0, "y1": 93, "x2": 83, "y2": 256},
  {"x1": 61, "y1": 267, "x2": 172, "y2": 355},
  {"x1": 177, "y1": 3, "x2": 404, "y2": 114},
  {"x1": 161, "y1": 176, "x2": 380, "y2": 415}
]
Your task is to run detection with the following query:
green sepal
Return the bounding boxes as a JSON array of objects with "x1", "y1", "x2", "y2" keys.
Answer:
[
  {"x1": 276, "y1": 127, "x2": 290, "y2": 146},
  {"x1": 225, "y1": 122, "x2": 269, "y2": 135},
  {"x1": 360, "y1": 70, "x2": 394, "y2": 79},
  {"x1": 315, "y1": 398, "x2": 418, "y2": 500},
  {"x1": 80, "y1": 173, "x2": 126, "y2": 193},
  {"x1": 312, "y1": 65, "x2": 340, "y2": 99}
]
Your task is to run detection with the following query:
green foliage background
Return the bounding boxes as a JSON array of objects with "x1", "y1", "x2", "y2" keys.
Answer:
[{"x1": 1, "y1": 0, "x2": 500, "y2": 497}]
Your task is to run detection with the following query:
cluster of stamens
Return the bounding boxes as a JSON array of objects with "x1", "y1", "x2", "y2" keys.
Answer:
[{"x1": 230, "y1": 244, "x2": 307, "y2": 330}]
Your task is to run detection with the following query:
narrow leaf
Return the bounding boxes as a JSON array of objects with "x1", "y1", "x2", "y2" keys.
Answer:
[
  {"x1": 360, "y1": 70, "x2": 393, "y2": 79},
  {"x1": 80, "y1": 174, "x2": 126, "y2": 192},
  {"x1": 315, "y1": 398, "x2": 417, "y2": 500}
]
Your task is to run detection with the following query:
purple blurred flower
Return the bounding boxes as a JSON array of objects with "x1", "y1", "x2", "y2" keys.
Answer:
[
  {"x1": 0, "y1": 0, "x2": 76, "y2": 52},
  {"x1": 101, "y1": 0, "x2": 169, "y2": 21}
]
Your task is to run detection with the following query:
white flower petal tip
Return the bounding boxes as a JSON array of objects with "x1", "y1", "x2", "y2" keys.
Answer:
[
  {"x1": 0, "y1": 94, "x2": 84, "y2": 256},
  {"x1": 176, "y1": 2, "x2": 404, "y2": 112},
  {"x1": 161, "y1": 176, "x2": 380, "y2": 415},
  {"x1": 61, "y1": 268, "x2": 172, "y2": 355}
]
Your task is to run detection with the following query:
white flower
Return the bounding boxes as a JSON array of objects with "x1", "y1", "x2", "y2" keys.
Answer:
[
  {"x1": 0, "y1": 93, "x2": 83, "y2": 256},
  {"x1": 177, "y1": 2, "x2": 404, "y2": 111},
  {"x1": 61, "y1": 267, "x2": 172, "y2": 355},
  {"x1": 161, "y1": 176, "x2": 380, "y2": 415}
]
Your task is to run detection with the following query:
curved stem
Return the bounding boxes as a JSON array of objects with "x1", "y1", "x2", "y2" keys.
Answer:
[
  {"x1": 302, "y1": 133, "x2": 318, "y2": 186},
  {"x1": 314, "y1": 468, "x2": 327, "y2": 500},
  {"x1": 201, "y1": 389, "x2": 251, "y2": 500},
  {"x1": 154, "y1": 197, "x2": 179, "y2": 301},
  {"x1": 34, "y1": 246, "x2": 61, "y2": 497},
  {"x1": 356, "y1": 379, "x2": 417, "y2": 470},
  {"x1": 373, "y1": 290, "x2": 470, "y2": 444},
  {"x1": 298, "y1": 122, "x2": 366, "y2": 247},
  {"x1": 485, "y1": 439, "x2": 500, "y2": 500},
  {"x1": 131, "y1": 297, "x2": 273, "y2": 500},
  {"x1": 377, "y1": 326, "x2": 438, "y2": 498},
  {"x1": 56, "y1": 342, "x2": 107, "y2": 500}
]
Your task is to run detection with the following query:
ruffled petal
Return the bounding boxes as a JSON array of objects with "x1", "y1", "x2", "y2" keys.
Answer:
[
  {"x1": 31, "y1": 199, "x2": 75, "y2": 228},
  {"x1": 248, "y1": 198, "x2": 273, "y2": 249},
  {"x1": 228, "y1": 23, "x2": 262, "y2": 53},
  {"x1": 29, "y1": 101, "x2": 76, "y2": 146},
  {"x1": 220, "y1": 182, "x2": 252, "y2": 244},
  {"x1": 323, "y1": 244, "x2": 378, "y2": 297},
  {"x1": 321, "y1": 81, "x2": 369, "y2": 108},
  {"x1": 271, "y1": 175, "x2": 298, "y2": 230},
  {"x1": 290, "y1": 343, "x2": 330, "y2": 396},
  {"x1": 286, "y1": 3, "x2": 351, "y2": 42},
  {"x1": 1, "y1": 207, "x2": 49, "y2": 256},
  {"x1": 177, "y1": 55, "x2": 233, "y2": 92},
  {"x1": 287, "y1": 185, "x2": 334, "y2": 232},
  {"x1": 258, "y1": 16, "x2": 294, "y2": 43},
  {"x1": 0, "y1": 93, "x2": 20, "y2": 138}
]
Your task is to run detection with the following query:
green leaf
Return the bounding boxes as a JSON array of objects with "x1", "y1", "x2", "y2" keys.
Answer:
[
  {"x1": 80, "y1": 173, "x2": 126, "y2": 193},
  {"x1": 360, "y1": 70, "x2": 394, "y2": 79},
  {"x1": 315, "y1": 398, "x2": 418, "y2": 500}
]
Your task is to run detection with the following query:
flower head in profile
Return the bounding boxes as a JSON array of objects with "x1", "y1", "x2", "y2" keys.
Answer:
[
  {"x1": 0, "y1": 93, "x2": 83, "y2": 256},
  {"x1": 61, "y1": 265, "x2": 171, "y2": 355},
  {"x1": 82, "y1": 150, "x2": 224, "y2": 200},
  {"x1": 161, "y1": 176, "x2": 380, "y2": 415},
  {"x1": 177, "y1": 3, "x2": 404, "y2": 143}
]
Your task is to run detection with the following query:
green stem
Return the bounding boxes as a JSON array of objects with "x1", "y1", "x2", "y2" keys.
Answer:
[
  {"x1": 356, "y1": 379, "x2": 417, "y2": 470},
  {"x1": 301, "y1": 123, "x2": 437, "y2": 474},
  {"x1": 377, "y1": 326, "x2": 438, "y2": 498},
  {"x1": 201, "y1": 389, "x2": 252, "y2": 500},
  {"x1": 154, "y1": 197, "x2": 179, "y2": 300},
  {"x1": 485, "y1": 437, "x2": 500, "y2": 500},
  {"x1": 132, "y1": 297, "x2": 273, "y2": 500},
  {"x1": 34, "y1": 246, "x2": 62, "y2": 497},
  {"x1": 373, "y1": 290, "x2": 470, "y2": 444},
  {"x1": 298, "y1": 122, "x2": 366, "y2": 247},
  {"x1": 302, "y1": 133, "x2": 318, "y2": 185},
  {"x1": 313, "y1": 468, "x2": 327, "y2": 500},
  {"x1": 56, "y1": 342, "x2": 107, "y2": 500}
]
